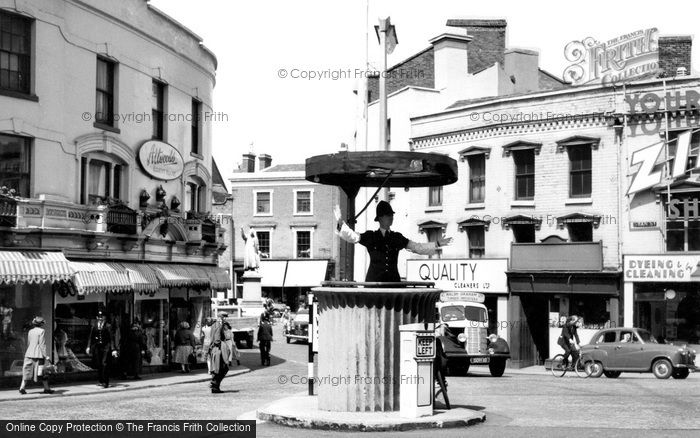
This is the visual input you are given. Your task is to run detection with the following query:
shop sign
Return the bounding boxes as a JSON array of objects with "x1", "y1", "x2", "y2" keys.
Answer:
[
  {"x1": 628, "y1": 131, "x2": 693, "y2": 195},
  {"x1": 138, "y1": 140, "x2": 184, "y2": 180},
  {"x1": 624, "y1": 255, "x2": 700, "y2": 282},
  {"x1": 630, "y1": 221, "x2": 658, "y2": 230},
  {"x1": 667, "y1": 198, "x2": 700, "y2": 220},
  {"x1": 406, "y1": 259, "x2": 507, "y2": 293}
]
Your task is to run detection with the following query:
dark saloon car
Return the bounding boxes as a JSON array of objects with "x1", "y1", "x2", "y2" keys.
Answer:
[
  {"x1": 283, "y1": 308, "x2": 309, "y2": 343},
  {"x1": 581, "y1": 327, "x2": 697, "y2": 379}
]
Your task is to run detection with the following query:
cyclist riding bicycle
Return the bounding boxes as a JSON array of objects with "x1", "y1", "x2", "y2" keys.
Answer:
[{"x1": 557, "y1": 315, "x2": 581, "y2": 369}]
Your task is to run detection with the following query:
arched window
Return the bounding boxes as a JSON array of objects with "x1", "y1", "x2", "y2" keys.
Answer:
[
  {"x1": 80, "y1": 152, "x2": 128, "y2": 205},
  {"x1": 185, "y1": 176, "x2": 207, "y2": 213}
]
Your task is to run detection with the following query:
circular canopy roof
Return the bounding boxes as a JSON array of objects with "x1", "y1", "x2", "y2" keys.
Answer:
[{"x1": 305, "y1": 151, "x2": 458, "y2": 188}]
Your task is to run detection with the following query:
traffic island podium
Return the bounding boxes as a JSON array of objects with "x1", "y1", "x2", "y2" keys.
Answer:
[{"x1": 312, "y1": 281, "x2": 441, "y2": 412}]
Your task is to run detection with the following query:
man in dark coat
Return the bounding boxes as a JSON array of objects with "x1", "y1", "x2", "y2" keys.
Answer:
[
  {"x1": 257, "y1": 313, "x2": 274, "y2": 366},
  {"x1": 335, "y1": 201, "x2": 452, "y2": 282},
  {"x1": 86, "y1": 310, "x2": 117, "y2": 388},
  {"x1": 207, "y1": 312, "x2": 230, "y2": 393}
]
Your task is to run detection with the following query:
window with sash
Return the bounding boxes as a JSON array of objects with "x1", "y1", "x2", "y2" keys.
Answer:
[{"x1": 0, "y1": 11, "x2": 31, "y2": 94}]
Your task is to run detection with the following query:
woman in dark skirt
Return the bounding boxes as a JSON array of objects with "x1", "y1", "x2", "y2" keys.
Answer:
[{"x1": 122, "y1": 322, "x2": 146, "y2": 380}]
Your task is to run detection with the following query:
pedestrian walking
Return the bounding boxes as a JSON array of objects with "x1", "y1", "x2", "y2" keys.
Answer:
[
  {"x1": 258, "y1": 313, "x2": 273, "y2": 366},
  {"x1": 18, "y1": 316, "x2": 54, "y2": 395},
  {"x1": 121, "y1": 321, "x2": 146, "y2": 380},
  {"x1": 201, "y1": 317, "x2": 214, "y2": 373},
  {"x1": 207, "y1": 312, "x2": 231, "y2": 393},
  {"x1": 174, "y1": 321, "x2": 196, "y2": 373},
  {"x1": 222, "y1": 319, "x2": 240, "y2": 366},
  {"x1": 86, "y1": 310, "x2": 117, "y2": 388}
]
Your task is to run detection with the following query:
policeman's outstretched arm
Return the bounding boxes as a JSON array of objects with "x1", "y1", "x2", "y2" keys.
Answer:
[
  {"x1": 334, "y1": 204, "x2": 360, "y2": 244},
  {"x1": 406, "y1": 232, "x2": 453, "y2": 255}
]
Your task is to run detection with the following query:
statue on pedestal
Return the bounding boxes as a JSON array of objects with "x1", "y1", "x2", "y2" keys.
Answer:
[{"x1": 241, "y1": 227, "x2": 260, "y2": 271}]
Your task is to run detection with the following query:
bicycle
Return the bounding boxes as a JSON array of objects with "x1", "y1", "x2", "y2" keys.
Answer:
[{"x1": 550, "y1": 351, "x2": 595, "y2": 378}]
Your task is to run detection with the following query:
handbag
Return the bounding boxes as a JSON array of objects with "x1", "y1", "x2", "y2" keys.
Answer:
[{"x1": 188, "y1": 352, "x2": 197, "y2": 365}]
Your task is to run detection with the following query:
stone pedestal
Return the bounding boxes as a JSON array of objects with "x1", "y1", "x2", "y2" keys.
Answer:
[
  {"x1": 239, "y1": 270, "x2": 264, "y2": 317},
  {"x1": 313, "y1": 285, "x2": 441, "y2": 412}
]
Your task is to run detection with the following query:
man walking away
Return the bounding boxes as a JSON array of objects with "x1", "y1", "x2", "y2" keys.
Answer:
[{"x1": 258, "y1": 313, "x2": 273, "y2": 366}]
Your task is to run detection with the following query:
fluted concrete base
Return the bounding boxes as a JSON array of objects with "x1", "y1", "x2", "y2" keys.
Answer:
[{"x1": 313, "y1": 286, "x2": 441, "y2": 412}]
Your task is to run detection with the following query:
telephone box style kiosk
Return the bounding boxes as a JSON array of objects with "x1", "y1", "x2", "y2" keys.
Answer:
[{"x1": 306, "y1": 151, "x2": 458, "y2": 412}]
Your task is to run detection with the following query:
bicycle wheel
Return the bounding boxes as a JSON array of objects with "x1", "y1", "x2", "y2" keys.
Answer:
[
  {"x1": 573, "y1": 356, "x2": 590, "y2": 378},
  {"x1": 550, "y1": 354, "x2": 567, "y2": 377}
]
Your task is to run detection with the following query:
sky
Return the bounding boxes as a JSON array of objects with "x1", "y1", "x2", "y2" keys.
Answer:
[{"x1": 150, "y1": 0, "x2": 700, "y2": 186}]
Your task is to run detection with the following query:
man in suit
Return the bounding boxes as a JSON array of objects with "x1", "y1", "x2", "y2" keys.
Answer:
[
  {"x1": 86, "y1": 310, "x2": 117, "y2": 388},
  {"x1": 335, "y1": 201, "x2": 452, "y2": 282},
  {"x1": 207, "y1": 312, "x2": 230, "y2": 393}
]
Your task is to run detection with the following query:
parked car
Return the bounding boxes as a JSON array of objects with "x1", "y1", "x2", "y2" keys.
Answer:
[
  {"x1": 269, "y1": 302, "x2": 289, "y2": 318},
  {"x1": 581, "y1": 327, "x2": 698, "y2": 379},
  {"x1": 284, "y1": 308, "x2": 309, "y2": 343}
]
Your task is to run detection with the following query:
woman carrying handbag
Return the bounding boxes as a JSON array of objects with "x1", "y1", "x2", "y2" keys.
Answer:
[{"x1": 19, "y1": 316, "x2": 54, "y2": 395}]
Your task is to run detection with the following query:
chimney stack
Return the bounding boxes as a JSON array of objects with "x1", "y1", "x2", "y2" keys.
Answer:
[
  {"x1": 241, "y1": 153, "x2": 256, "y2": 173},
  {"x1": 446, "y1": 19, "x2": 507, "y2": 74},
  {"x1": 658, "y1": 36, "x2": 693, "y2": 78},
  {"x1": 258, "y1": 154, "x2": 272, "y2": 170}
]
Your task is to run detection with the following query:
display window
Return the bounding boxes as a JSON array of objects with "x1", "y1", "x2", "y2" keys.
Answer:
[
  {"x1": 635, "y1": 283, "x2": 700, "y2": 344},
  {"x1": 135, "y1": 289, "x2": 169, "y2": 366},
  {"x1": 169, "y1": 288, "x2": 212, "y2": 364},
  {"x1": 0, "y1": 283, "x2": 53, "y2": 378},
  {"x1": 53, "y1": 289, "x2": 105, "y2": 374}
]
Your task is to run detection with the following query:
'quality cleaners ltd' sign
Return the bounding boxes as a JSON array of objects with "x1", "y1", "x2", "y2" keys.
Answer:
[
  {"x1": 406, "y1": 259, "x2": 508, "y2": 293},
  {"x1": 138, "y1": 140, "x2": 184, "y2": 180}
]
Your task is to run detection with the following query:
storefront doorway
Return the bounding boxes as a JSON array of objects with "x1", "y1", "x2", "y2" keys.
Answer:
[{"x1": 510, "y1": 294, "x2": 549, "y2": 366}]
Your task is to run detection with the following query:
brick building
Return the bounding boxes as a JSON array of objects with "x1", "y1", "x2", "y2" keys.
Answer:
[
  {"x1": 403, "y1": 33, "x2": 698, "y2": 367},
  {"x1": 228, "y1": 154, "x2": 346, "y2": 310}
]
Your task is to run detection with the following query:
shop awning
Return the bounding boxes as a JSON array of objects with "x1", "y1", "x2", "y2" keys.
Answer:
[
  {"x1": 0, "y1": 251, "x2": 74, "y2": 284},
  {"x1": 201, "y1": 266, "x2": 231, "y2": 291},
  {"x1": 119, "y1": 263, "x2": 160, "y2": 294},
  {"x1": 284, "y1": 260, "x2": 329, "y2": 287},
  {"x1": 259, "y1": 260, "x2": 288, "y2": 287},
  {"x1": 70, "y1": 262, "x2": 131, "y2": 295},
  {"x1": 151, "y1": 264, "x2": 210, "y2": 288}
]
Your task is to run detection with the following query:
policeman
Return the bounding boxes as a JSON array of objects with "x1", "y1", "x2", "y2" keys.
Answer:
[
  {"x1": 335, "y1": 201, "x2": 452, "y2": 282},
  {"x1": 86, "y1": 310, "x2": 117, "y2": 388}
]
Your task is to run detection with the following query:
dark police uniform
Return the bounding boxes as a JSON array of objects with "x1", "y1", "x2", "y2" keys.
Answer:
[
  {"x1": 88, "y1": 321, "x2": 115, "y2": 387},
  {"x1": 359, "y1": 229, "x2": 409, "y2": 282}
]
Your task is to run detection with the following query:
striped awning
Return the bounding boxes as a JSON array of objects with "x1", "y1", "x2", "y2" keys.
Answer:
[
  {"x1": 120, "y1": 263, "x2": 160, "y2": 294},
  {"x1": 0, "y1": 251, "x2": 74, "y2": 284},
  {"x1": 151, "y1": 264, "x2": 210, "y2": 288},
  {"x1": 70, "y1": 262, "x2": 131, "y2": 295},
  {"x1": 201, "y1": 266, "x2": 231, "y2": 291}
]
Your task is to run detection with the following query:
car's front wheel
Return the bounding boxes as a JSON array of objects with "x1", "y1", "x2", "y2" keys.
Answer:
[
  {"x1": 603, "y1": 370, "x2": 621, "y2": 378},
  {"x1": 672, "y1": 368, "x2": 690, "y2": 379},
  {"x1": 586, "y1": 361, "x2": 604, "y2": 378},
  {"x1": 489, "y1": 359, "x2": 506, "y2": 377},
  {"x1": 652, "y1": 359, "x2": 673, "y2": 379}
]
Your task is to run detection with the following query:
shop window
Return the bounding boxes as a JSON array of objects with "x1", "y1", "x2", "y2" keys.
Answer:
[
  {"x1": 512, "y1": 224, "x2": 535, "y2": 243},
  {"x1": 294, "y1": 190, "x2": 312, "y2": 215},
  {"x1": 0, "y1": 283, "x2": 53, "y2": 378},
  {"x1": 567, "y1": 222, "x2": 593, "y2": 242},
  {"x1": 80, "y1": 155, "x2": 126, "y2": 205},
  {"x1": 570, "y1": 295, "x2": 611, "y2": 329},
  {"x1": 295, "y1": 229, "x2": 312, "y2": 258},
  {"x1": 0, "y1": 11, "x2": 31, "y2": 94},
  {"x1": 513, "y1": 149, "x2": 535, "y2": 200},
  {"x1": 635, "y1": 287, "x2": 700, "y2": 344},
  {"x1": 255, "y1": 191, "x2": 272, "y2": 216},
  {"x1": 568, "y1": 145, "x2": 592, "y2": 197},
  {"x1": 152, "y1": 80, "x2": 165, "y2": 140},
  {"x1": 467, "y1": 226, "x2": 485, "y2": 258},
  {"x1": 95, "y1": 57, "x2": 116, "y2": 126},
  {"x1": 256, "y1": 230, "x2": 271, "y2": 258},
  {"x1": 0, "y1": 133, "x2": 30, "y2": 197},
  {"x1": 135, "y1": 296, "x2": 169, "y2": 366},
  {"x1": 428, "y1": 186, "x2": 442, "y2": 207},
  {"x1": 468, "y1": 154, "x2": 485, "y2": 203},
  {"x1": 191, "y1": 99, "x2": 201, "y2": 155}
]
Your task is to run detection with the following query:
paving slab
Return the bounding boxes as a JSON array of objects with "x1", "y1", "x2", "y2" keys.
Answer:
[{"x1": 256, "y1": 394, "x2": 485, "y2": 432}]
